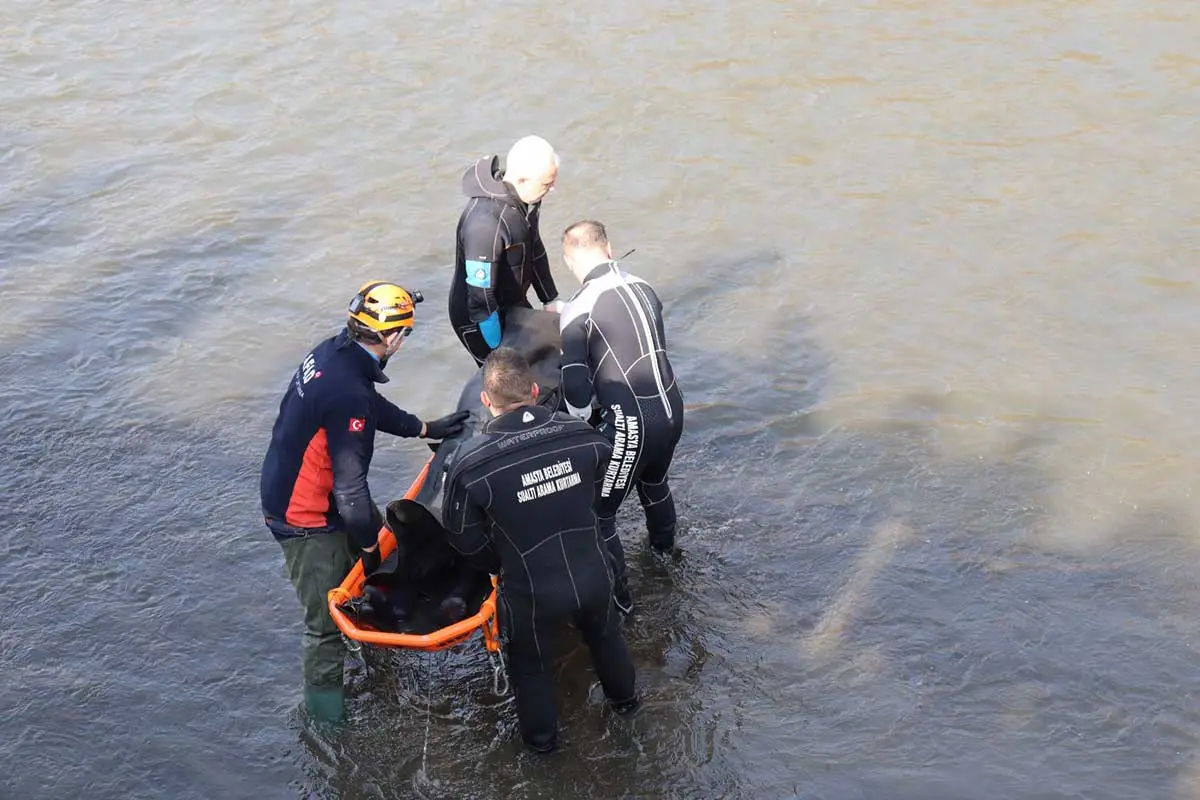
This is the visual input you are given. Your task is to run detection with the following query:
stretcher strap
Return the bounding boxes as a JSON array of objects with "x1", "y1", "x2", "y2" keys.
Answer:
[{"x1": 489, "y1": 649, "x2": 510, "y2": 696}]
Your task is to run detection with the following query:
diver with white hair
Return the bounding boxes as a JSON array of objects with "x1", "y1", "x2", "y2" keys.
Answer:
[{"x1": 449, "y1": 135, "x2": 565, "y2": 365}]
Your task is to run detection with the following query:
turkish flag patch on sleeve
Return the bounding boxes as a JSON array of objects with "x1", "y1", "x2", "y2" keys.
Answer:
[{"x1": 349, "y1": 417, "x2": 366, "y2": 432}]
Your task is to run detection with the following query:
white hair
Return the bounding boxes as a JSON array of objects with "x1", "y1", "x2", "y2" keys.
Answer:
[{"x1": 505, "y1": 135, "x2": 559, "y2": 179}]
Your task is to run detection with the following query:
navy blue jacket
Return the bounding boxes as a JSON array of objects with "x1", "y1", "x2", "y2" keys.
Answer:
[{"x1": 260, "y1": 329, "x2": 423, "y2": 549}]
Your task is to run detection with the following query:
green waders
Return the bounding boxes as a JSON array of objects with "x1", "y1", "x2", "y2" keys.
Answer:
[{"x1": 280, "y1": 530, "x2": 355, "y2": 723}]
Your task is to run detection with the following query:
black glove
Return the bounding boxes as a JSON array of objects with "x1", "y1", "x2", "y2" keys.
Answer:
[
  {"x1": 421, "y1": 410, "x2": 470, "y2": 440},
  {"x1": 360, "y1": 546, "x2": 381, "y2": 577}
]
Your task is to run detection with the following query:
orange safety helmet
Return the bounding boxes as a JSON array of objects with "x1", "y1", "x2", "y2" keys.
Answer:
[{"x1": 346, "y1": 281, "x2": 423, "y2": 342}]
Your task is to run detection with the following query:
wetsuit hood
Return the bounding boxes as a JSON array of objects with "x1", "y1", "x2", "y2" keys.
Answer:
[
  {"x1": 581, "y1": 261, "x2": 617, "y2": 284},
  {"x1": 461, "y1": 155, "x2": 526, "y2": 209},
  {"x1": 482, "y1": 403, "x2": 553, "y2": 433}
]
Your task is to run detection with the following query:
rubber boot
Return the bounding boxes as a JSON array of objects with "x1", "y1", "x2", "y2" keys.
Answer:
[
  {"x1": 524, "y1": 730, "x2": 557, "y2": 754},
  {"x1": 611, "y1": 695, "x2": 641, "y2": 716},
  {"x1": 648, "y1": 528, "x2": 676, "y2": 556},
  {"x1": 304, "y1": 684, "x2": 346, "y2": 725}
]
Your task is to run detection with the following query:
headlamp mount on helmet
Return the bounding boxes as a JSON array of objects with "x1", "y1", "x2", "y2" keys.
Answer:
[{"x1": 346, "y1": 281, "x2": 423, "y2": 345}]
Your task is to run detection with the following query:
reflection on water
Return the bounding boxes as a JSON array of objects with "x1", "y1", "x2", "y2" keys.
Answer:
[{"x1": 3, "y1": 0, "x2": 1200, "y2": 797}]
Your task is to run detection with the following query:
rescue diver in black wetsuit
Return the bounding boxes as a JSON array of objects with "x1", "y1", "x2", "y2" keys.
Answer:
[
  {"x1": 441, "y1": 347, "x2": 638, "y2": 753},
  {"x1": 558, "y1": 221, "x2": 685, "y2": 615},
  {"x1": 449, "y1": 135, "x2": 565, "y2": 366}
]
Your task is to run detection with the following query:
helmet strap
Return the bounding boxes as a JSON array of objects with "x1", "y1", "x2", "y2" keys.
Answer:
[{"x1": 382, "y1": 330, "x2": 408, "y2": 368}]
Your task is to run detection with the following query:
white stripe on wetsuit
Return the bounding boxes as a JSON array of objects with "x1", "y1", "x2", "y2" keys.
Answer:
[{"x1": 560, "y1": 263, "x2": 673, "y2": 420}]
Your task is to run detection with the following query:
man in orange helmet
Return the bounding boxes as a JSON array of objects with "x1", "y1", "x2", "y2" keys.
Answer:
[{"x1": 260, "y1": 281, "x2": 469, "y2": 723}]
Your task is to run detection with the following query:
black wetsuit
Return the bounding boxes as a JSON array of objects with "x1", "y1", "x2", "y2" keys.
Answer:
[
  {"x1": 440, "y1": 404, "x2": 636, "y2": 751},
  {"x1": 559, "y1": 261, "x2": 685, "y2": 602},
  {"x1": 449, "y1": 155, "x2": 560, "y2": 365}
]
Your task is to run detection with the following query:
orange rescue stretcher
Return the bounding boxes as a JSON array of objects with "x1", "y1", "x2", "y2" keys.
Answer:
[{"x1": 326, "y1": 456, "x2": 501, "y2": 657}]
